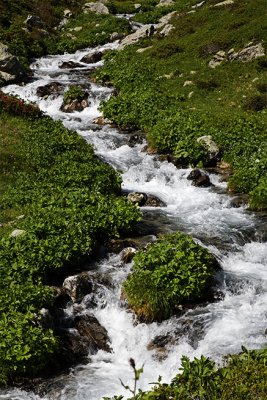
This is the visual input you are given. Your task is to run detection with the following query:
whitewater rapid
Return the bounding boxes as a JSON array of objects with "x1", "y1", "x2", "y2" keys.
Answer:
[{"x1": 2, "y1": 42, "x2": 266, "y2": 400}]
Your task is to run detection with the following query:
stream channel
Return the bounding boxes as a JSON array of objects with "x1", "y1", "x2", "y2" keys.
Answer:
[{"x1": 1, "y1": 34, "x2": 267, "y2": 400}]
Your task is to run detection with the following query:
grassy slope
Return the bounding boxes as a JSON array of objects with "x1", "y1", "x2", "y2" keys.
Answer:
[{"x1": 97, "y1": 0, "x2": 267, "y2": 210}]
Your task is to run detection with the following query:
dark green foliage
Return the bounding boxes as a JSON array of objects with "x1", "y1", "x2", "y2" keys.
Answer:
[
  {"x1": 63, "y1": 85, "x2": 84, "y2": 103},
  {"x1": 53, "y1": 12, "x2": 131, "y2": 55},
  {"x1": 243, "y1": 94, "x2": 267, "y2": 111},
  {"x1": 123, "y1": 232, "x2": 218, "y2": 322},
  {"x1": 0, "y1": 102, "x2": 140, "y2": 383},
  {"x1": 96, "y1": 0, "x2": 267, "y2": 209},
  {"x1": 105, "y1": 347, "x2": 267, "y2": 400},
  {"x1": 0, "y1": 1, "x2": 130, "y2": 69}
]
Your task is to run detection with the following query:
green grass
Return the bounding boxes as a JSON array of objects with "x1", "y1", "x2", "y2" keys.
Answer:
[{"x1": 96, "y1": 0, "x2": 267, "y2": 209}]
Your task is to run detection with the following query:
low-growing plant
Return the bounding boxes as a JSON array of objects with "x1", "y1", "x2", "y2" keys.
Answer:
[
  {"x1": 0, "y1": 112, "x2": 141, "y2": 383},
  {"x1": 104, "y1": 347, "x2": 267, "y2": 400},
  {"x1": 63, "y1": 85, "x2": 85, "y2": 103},
  {"x1": 123, "y1": 232, "x2": 218, "y2": 322}
]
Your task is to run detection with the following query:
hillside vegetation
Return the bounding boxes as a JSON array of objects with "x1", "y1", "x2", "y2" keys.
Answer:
[
  {"x1": 0, "y1": 94, "x2": 140, "y2": 384},
  {"x1": 0, "y1": 0, "x2": 266, "y2": 391},
  {"x1": 96, "y1": 0, "x2": 267, "y2": 210}
]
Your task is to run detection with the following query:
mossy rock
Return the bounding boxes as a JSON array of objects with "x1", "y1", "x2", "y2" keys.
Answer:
[{"x1": 123, "y1": 232, "x2": 219, "y2": 322}]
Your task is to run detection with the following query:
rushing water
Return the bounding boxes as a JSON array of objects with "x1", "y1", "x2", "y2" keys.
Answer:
[{"x1": 2, "y1": 41, "x2": 267, "y2": 400}]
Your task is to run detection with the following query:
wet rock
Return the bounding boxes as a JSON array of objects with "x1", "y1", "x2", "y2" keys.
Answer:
[
  {"x1": 127, "y1": 191, "x2": 166, "y2": 207},
  {"x1": 74, "y1": 314, "x2": 111, "y2": 352},
  {"x1": 147, "y1": 334, "x2": 173, "y2": 361},
  {"x1": 62, "y1": 273, "x2": 93, "y2": 302},
  {"x1": 108, "y1": 235, "x2": 155, "y2": 253},
  {"x1": 81, "y1": 51, "x2": 103, "y2": 64},
  {"x1": 58, "y1": 313, "x2": 111, "y2": 366},
  {"x1": 110, "y1": 32, "x2": 125, "y2": 41},
  {"x1": 59, "y1": 61, "x2": 84, "y2": 69},
  {"x1": 38, "y1": 308, "x2": 55, "y2": 330},
  {"x1": 120, "y1": 247, "x2": 137, "y2": 263},
  {"x1": 83, "y1": 2, "x2": 109, "y2": 14},
  {"x1": 60, "y1": 98, "x2": 89, "y2": 113},
  {"x1": 54, "y1": 290, "x2": 72, "y2": 309},
  {"x1": 36, "y1": 81, "x2": 64, "y2": 98},
  {"x1": 187, "y1": 169, "x2": 211, "y2": 187},
  {"x1": 128, "y1": 133, "x2": 145, "y2": 147},
  {"x1": 147, "y1": 334, "x2": 171, "y2": 350},
  {"x1": 93, "y1": 116, "x2": 113, "y2": 125},
  {"x1": 0, "y1": 43, "x2": 26, "y2": 84},
  {"x1": 230, "y1": 194, "x2": 249, "y2": 208},
  {"x1": 145, "y1": 195, "x2": 167, "y2": 207},
  {"x1": 127, "y1": 192, "x2": 148, "y2": 206}
]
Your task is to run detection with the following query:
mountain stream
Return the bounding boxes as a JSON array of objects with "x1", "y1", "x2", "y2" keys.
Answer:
[{"x1": 1, "y1": 39, "x2": 267, "y2": 400}]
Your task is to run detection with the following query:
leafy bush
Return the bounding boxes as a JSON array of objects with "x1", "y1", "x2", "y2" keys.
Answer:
[
  {"x1": 63, "y1": 85, "x2": 85, "y2": 103},
  {"x1": 105, "y1": 347, "x2": 267, "y2": 400},
  {"x1": 0, "y1": 92, "x2": 42, "y2": 117},
  {"x1": 0, "y1": 114, "x2": 141, "y2": 383},
  {"x1": 123, "y1": 232, "x2": 218, "y2": 322},
  {"x1": 96, "y1": 0, "x2": 267, "y2": 208}
]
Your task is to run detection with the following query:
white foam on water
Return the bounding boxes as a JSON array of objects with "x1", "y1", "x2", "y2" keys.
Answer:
[{"x1": 2, "y1": 42, "x2": 266, "y2": 400}]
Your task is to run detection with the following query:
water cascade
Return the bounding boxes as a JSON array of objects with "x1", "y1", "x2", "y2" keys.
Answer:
[{"x1": 1, "y1": 38, "x2": 266, "y2": 400}]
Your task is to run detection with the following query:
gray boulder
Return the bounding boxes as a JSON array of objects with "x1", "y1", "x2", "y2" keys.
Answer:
[
  {"x1": 0, "y1": 43, "x2": 26, "y2": 84},
  {"x1": 36, "y1": 81, "x2": 64, "y2": 98},
  {"x1": 83, "y1": 2, "x2": 109, "y2": 14},
  {"x1": 62, "y1": 273, "x2": 93, "y2": 302},
  {"x1": 197, "y1": 135, "x2": 220, "y2": 166},
  {"x1": 81, "y1": 51, "x2": 103, "y2": 64},
  {"x1": 127, "y1": 192, "x2": 166, "y2": 207},
  {"x1": 157, "y1": 0, "x2": 175, "y2": 6},
  {"x1": 118, "y1": 25, "x2": 155, "y2": 50}
]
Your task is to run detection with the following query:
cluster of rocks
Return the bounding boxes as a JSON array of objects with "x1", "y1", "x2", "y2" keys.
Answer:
[
  {"x1": 127, "y1": 191, "x2": 167, "y2": 207},
  {"x1": 60, "y1": 93, "x2": 90, "y2": 113},
  {"x1": 119, "y1": 11, "x2": 178, "y2": 50},
  {"x1": 0, "y1": 43, "x2": 26, "y2": 85},
  {"x1": 209, "y1": 42, "x2": 265, "y2": 68},
  {"x1": 36, "y1": 82, "x2": 64, "y2": 99}
]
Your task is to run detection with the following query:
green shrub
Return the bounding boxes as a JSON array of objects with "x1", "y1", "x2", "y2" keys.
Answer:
[
  {"x1": 123, "y1": 232, "x2": 218, "y2": 322},
  {"x1": 249, "y1": 176, "x2": 267, "y2": 211},
  {"x1": 0, "y1": 113, "x2": 141, "y2": 383},
  {"x1": 63, "y1": 85, "x2": 85, "y2": 103},
  {"x1": 105, "y1": 347, "x2": 267, "y2": 400}
]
